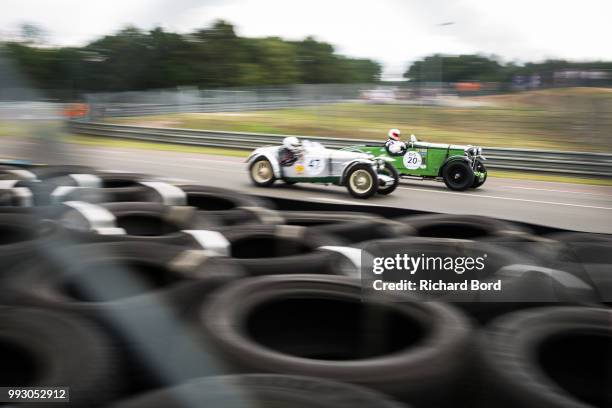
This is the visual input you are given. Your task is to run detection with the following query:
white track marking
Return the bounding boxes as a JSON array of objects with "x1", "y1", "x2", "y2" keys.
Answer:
[
  {"x1": 507, "y1": 185, "x2": 611, "y2": 197},
  {"x1": 398, "y1": 186, "x2": 612, "y2": 210}
]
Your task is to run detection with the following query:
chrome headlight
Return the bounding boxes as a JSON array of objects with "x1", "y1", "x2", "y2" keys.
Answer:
[
  {"x1": 374, "y1": 158, "x2": 386, "y2": 170},
  {"x1": 477, "y1": 147, "x2": 483, "y2": 155}
]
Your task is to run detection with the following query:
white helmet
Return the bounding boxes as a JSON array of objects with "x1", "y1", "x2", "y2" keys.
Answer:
[
  {"x1": 283, "y1": 136, "x2": 301, "y2": 152},
  {"x1": 388, "y1": 128, "x2": 401, "y2": 141}
]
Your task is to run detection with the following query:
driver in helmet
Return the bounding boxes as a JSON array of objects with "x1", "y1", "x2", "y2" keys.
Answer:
[
  {"x1": 279, "y1": 136, "x2": 302, "y2": 166},
  {"x1": 385, "y1": 128, "x2": 407, "y2": 156}
]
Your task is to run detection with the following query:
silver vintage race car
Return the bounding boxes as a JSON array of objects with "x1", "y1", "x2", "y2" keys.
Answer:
[{"x1": 246, "y1": 138, "x2": 399, "y2": 199}]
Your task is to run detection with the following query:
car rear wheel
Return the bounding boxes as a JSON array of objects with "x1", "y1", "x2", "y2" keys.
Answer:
[
  {"x1": 472, "y1": 159, "x2": 487, "y2": 188},
  {"x1": 377, "y1": 162, "x2": 399, "y2": 195},
  {"x1": 346, "y1": 164, "x2": 378, "y2": 199},
  {"x1": 249, "y1": 158, "x2": 275, "y2": 187},
  {"x1": 442, "y1": 161, "x2": 475, "y2": 191}
]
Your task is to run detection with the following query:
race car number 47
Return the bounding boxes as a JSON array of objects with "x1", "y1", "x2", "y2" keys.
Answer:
[
  {"x1": 305, "y1": 156, "x2": 325, "y2": 176},
  {"x1": 403, "y1": 151, "x2": 422, "y2": 170}
]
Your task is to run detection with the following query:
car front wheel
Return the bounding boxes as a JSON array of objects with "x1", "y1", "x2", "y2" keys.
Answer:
[
  {"x1": 377, "y1": 162, "x2": 399, "y2": 195},
  {"x1": 442, "y1": 161, "x2": 475, "y2": 191},
  {"x1": 249, "y1": 157, "x2": 275, "y2": 187},
  {"x1": 472, "y1": 159, "x2": 487, "y2": 188},
  {"x1": 346, "y1": 164, "x2": 378, "y2": 199}
]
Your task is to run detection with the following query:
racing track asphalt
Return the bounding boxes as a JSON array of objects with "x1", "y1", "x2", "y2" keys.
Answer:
[{"x1": 4, "y1": 137, "x2": 612, "y2": 233}]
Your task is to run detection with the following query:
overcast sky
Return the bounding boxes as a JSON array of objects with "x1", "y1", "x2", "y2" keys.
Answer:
[{"x1": 2, "y1": 0, "x2": 611, "y2": 79}]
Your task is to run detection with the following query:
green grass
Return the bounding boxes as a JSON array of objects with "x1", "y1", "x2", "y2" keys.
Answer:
[{"x1": 109, "y1": 87, "x2": 612, "y2": 153}]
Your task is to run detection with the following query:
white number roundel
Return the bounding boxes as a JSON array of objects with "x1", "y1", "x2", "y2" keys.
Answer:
[
  {"x1": 305, "y1": 156, "x2": 325, "y2": 176},
  {"x1": 403, "y1": 151, "x2": 422, "y2": 170}
]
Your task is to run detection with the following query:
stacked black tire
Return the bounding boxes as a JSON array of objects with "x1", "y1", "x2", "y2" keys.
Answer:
[{"x1": 0, "y1": 164, "x2": 610, "y2": 408}]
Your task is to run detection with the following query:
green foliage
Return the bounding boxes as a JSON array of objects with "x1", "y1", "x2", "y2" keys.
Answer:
[
  {"x1": 3, "y1": 20, "x2": 381, "y2": 96},
  {"x1": 404, "y1": 54, "x2": 612, "y2": 84}
]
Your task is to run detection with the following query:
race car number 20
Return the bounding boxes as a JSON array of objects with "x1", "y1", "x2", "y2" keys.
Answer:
[{"x1": 403, "y1": 151, "x2": 422, "y2": 170}]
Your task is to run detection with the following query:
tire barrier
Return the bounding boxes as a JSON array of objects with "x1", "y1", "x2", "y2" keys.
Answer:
[
  {"x1": 108, "y1": 374, "x2": 410, "y2": 408},
  {"x1": 180, "y1": 185, "x2": 278, "y2": 226},
  {"x1": 0, "y1": 213, "x2": 58, "y2": 274},
  {"x1": 277, "y1": 210, "x2": 416, "y2": 243},
  {"x1": 359, "y1": 237, "x2": 600, "y2": 322},
  {"x1": 0, "y1": 165, "x2": 37, "y2": 181},
  {"x1": 53, "y1": 178, "x2": 186, "y2": 205},
  {"x1": 58, "y1": 202, "x2": 224, "y2": 246},
  {"x1": 0, "y1": 306, "x2": 120, "y2": 407},
  {"x1": 540, "y1": 238, "x2": 612, "y2": 304},
  {"x1": 0, "y1": 242, "x2": 247, "y2": 392},
  {"x1": 476, "y1": 307, "x2": 612, "y2": 408},
  {"x1": 1, "y1": 242, "x2": 245, "y2": 308},
  {"x1": 26, "y1": 164, "x2": 97, "y2": 180},
  {"x1": 397, "y1": 213, "x2": 533, "y2": 240},
  {"x1": 210, "y1": 224, "x2": 358, "y2": 276},
  {"x1": 0, "y1": 163, "x2": 610, "y2": 407},
  {"x1": 199, "y1": 274, "x2": 472, "y2": 406}
]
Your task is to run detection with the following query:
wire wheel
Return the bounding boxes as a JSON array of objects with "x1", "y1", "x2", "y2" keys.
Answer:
[
  {"x1": 346, "y1": 164, "x2": 378, "y2": 198},
  {"x1": 377, "y1": 162, "x2": 399, "y2": 195},
  {"x1": 350, "y1": 170, "x2": 373, "y2": 193},
  {"x1": 250, "y1": 158, "x2": 275, "y2": 187},
  {"x1": 442, "y1": 161, "x2": 474, "y2": 191}
]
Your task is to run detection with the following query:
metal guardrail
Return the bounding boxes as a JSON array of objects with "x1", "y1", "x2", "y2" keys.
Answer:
[
  {"x1": 69, "y1": 121, "x2": 612, "y2": 177},
  {"x1": 95, "y1": 99, "x2": 343, "y2": 117}
]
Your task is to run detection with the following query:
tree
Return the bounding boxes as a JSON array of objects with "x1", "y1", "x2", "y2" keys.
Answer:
[{"x1": 404, "y1": 54, "x2": 506, "y2": 82}]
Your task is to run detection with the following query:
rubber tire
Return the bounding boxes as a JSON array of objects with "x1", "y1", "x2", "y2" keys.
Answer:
[
  {"x1": 0, "y1": 241, "x2": 246, "y2": 307},
  {"x1": 476, "y1": 307, "x2": 612, "y2": 408},
  {"x1": 357, "y1": 237, "x2": 598, "y2": 322},
  {"x1": 249, "y1": 157, "x2": 276, "y2": 187},
  {"x1": 278, "y1": 210, "x2": 386, "y2": 227},
  {"x1": 180, "y1": 185, "x2": 277, "y2": 226},
  {"x1": 59, "y1": 202, "x2": 220, "y2": 247},
  {"x1": 28, "y1": 165, "x2": 96, "y2": 180},
  {"x1": 218, "y1": 224, "x2": 349, "y2": 276},
  {"x1": 377, "y1": 162, "x2": 399, "y2": 195},
  {"x1": 0, "y1": 213, "x2": 58, "y2": 275},
  {"x1": 442, "y1": 161, "x2": 475, "y2": 191},
  {"x1": 471, "y1": 159, "x2": 487, "y2": 188},
  {"x1": 345, "y1": 164, "x2": 379, "y2": 199},
  {"x1": 397, "y1": 213, "x2": 532, "y2": 240},
  {"x1": 199, "y1": 274, "x2": 472, "y2": 405},
  {"x1": 0, "y1": 306, "x2": 119, "y2": 407},
  {"x1": 313, "y1": 219, "x2": 415, "y2": 244},
  {"x1": 107, "y1": 374, "x2": 409, "y2": 408}
]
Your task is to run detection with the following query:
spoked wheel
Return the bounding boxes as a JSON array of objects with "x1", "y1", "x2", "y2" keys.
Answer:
[
  {"x1": 249, "y1": 158, "x2": 275, "y2": 187},
  {"x1": 377, "y1": 162, "x2": 399, "y2": 195},
  {"x1": 472, "y1": 159, "x2": 487, "y2": 188},
  {"x1": 346, "y1": 164, "x2": 378, "y2": 199},
  {"x1": 442, "y1": 161, "x2": 475, "y2": 191}
]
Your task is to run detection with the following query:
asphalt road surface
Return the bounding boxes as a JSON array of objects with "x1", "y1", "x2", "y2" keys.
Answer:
[{"x1": 4, "y1": 137, "x2": 612, "y2": 233}]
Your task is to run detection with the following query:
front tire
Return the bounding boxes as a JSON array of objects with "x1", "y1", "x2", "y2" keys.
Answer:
[
  {"x1": 472, "y1": 159, "x2": 487, "y2": 188},
  {"x1": 377, "y1": 163, "x2": 399, "y2": 195},
  {"x1": 442, "y1": 161, "x2": 475, "y2": 191},
  {"x1": 249, "y1": 157, "x2": 275, "y2": 187},
  {"x1": 346, "y1": 164, "x2": 378, "y2": 199}
]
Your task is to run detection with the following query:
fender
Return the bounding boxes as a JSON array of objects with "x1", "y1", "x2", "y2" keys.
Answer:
[
  {"x1": 247, "y1": 151, "x2": 282, "y2": 179},
  {"x1": 339, "y1": 159, "x2": 376, "y2": 185},
  {"x1": 439, "y1": 155, "x2": 473, "y2": 177}
]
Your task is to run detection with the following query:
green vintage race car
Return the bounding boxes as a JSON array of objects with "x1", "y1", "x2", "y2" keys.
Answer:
[{"x1": 344, "y1": 135, "x2": 487, "y2": 191}]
